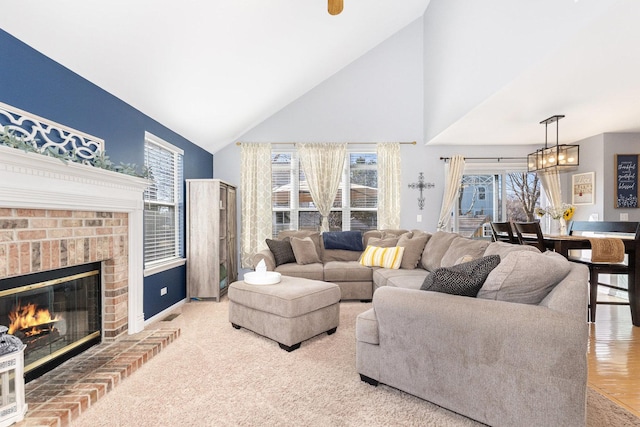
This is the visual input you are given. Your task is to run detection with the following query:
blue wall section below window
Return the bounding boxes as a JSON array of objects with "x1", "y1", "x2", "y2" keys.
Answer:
[
  {"x1": 0, "y1": 29, "x2": 213, "y2": 319},
  {"x1": 144, "y1": 265, "x2": 187, "y2": 318}
]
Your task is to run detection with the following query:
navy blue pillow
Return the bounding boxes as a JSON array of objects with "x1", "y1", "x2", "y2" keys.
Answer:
[{"x1": 322, "y1": 231, "x2": 364, "y2": 251}]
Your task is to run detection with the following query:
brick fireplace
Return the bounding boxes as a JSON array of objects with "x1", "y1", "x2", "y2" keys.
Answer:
[{"x1": 0, "y1": 145, "x2": 149, "y2": 344}]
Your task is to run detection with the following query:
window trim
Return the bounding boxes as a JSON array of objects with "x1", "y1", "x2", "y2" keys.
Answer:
[{"x1": 143, "y1": 132, "x2": 185, "y2": 274}]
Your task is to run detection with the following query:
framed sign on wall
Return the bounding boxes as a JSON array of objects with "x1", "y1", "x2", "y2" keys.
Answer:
[
  {"x1": 572, "y1": 172, "x2": 594, "y2": 205},
  {"x1": 615, "y1": 154, "x2": 638, "y2": 208}
]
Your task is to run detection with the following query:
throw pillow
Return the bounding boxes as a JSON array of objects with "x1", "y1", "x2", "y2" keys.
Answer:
[
  {"x1": 290, "y1": 236, "x2": 322, "y2": 265},
  {"x1": 420, "y1": 255, "x2": 501, "y2": 297},
  {"x1": 397, "y1": 233, "x2": 429, "y2": 270},
  {"x1": 477, "y1": 251, "x2": 571, "y2": 304},
  {"x1": 322, "y1": 230, "x2": 364, "y2": 251},
  {"x1": 265, "y1": 238, "x2": 296, "y2": 267},
  {"x1": 359, "y1": 245, "x2": 405, "y2": 269}
]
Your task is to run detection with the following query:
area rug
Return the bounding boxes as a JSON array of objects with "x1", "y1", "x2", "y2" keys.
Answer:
[{"x1": 74, "y1": 299, "x2": 639, "y2": 426}]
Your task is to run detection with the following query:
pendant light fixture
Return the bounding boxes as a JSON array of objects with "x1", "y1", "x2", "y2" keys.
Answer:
[{"x1": 527, "y1": 115, "x2": 579, "y2": 172}]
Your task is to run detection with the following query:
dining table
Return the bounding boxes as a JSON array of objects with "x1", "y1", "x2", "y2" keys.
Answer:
[{"x1": 543, "y1": 234, "x2": 640, "y2": 327}]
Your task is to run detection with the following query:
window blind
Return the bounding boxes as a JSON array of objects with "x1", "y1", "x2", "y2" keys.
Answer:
[{"x1": 144, "y1": 136, "x2": 184, "y2": 266}]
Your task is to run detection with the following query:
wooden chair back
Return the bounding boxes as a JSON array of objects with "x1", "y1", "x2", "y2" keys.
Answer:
[
  {"x1": 490, "y1": 221, "x2": 517, "y2": 244},
  {"x1": 513, "y1": 221, "x2": 546, "y2": 252}
]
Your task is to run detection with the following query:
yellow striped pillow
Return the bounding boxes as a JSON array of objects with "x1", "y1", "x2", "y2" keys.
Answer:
[{"x1": 359, "y1": 245, "x2": 405, "y2": 269}]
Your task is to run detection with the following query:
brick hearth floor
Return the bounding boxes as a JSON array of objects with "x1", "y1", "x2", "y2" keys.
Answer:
[{"x1": 14, "y1": 326, "x2": 180, "y2": 427}]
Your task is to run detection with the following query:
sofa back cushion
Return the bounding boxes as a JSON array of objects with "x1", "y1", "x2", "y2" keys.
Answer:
[
  {"x1": 397, "y1": 232, "x2": 430, "y2": 269},
  {"x1": 420, "y1": 231, "x2": 460, "y2": 272},
  {"x1": 483, "y1": 241, "x2": 540, "y2": 257},
  {"x1": 440, "y1": 237, "x2": 490, "y2": 268},
  {"x1": 477, "y1": 250, "x2": 571, "y2": 304}
]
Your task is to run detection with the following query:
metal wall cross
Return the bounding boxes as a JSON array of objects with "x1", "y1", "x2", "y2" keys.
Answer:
[{"x1": 407, "y1": 172, "x2": 435, "y2": 210}]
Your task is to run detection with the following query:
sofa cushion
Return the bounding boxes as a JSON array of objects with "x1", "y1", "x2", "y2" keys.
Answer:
[
  {"x1": 274, "y1": 262, "x2": 324, "y2": 281},
  {"x1": 291, "y1": 237, "x2": 322, "y2": 265},
  {"x1": 322, "y1": 230, "x2": 364, "y2": 251},
  {"x1": 367, "y1": 236, "x2": 400, "y2": 247},
  {"x1": 360, "y1": 245, "x2": 405, "y2": 269},
  {"x1": 483, "y1": 241, "x2": 540, "y2": 258},
  {"x1": 397, "y1": 233, "x2": 430, "y2": 270},
  {"x1": 477, "y1": 251, "x2": 571, "y2": 304},
  {"x1": 420, "y1": 255, "x2": 501, "y2": 297},
  {"x1": 373, "y1": 268, "x2": 428, "y2": 289},
  {"x1": 265, "y1": 238, "x2": 296, "y2": 266},
  {"x1": 420, "y1": 231, "x2": 460, "y2": 272},
  {"x1": 440, "y1": 237, "x2": 490, "y2": 268},
  {"x1": 324, "y1": 261, "x2": 373, "y2": 282}
]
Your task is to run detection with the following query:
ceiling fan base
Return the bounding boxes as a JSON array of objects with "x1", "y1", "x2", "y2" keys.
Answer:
[{"x1": 328, "y1": 0, "x2": 344, "y2": 15}]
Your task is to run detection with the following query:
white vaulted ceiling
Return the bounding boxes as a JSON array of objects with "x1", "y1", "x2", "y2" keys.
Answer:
[
  {"x1": 2, "y1": 0, "x2": 640, "y2": 153},
  {"x1": 0, "y1": 0, "x2": 430, "y2": 153}
]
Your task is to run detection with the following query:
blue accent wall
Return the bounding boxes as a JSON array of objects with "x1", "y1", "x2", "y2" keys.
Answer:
[{"x1": 0, "y1": 29, "x2": 213, "y2": 319}]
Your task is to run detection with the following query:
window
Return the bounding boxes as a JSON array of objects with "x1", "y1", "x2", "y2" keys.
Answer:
[
  {"x1": 143, "y1": 133, "x2": 184, "y2": 267},
  {"x1": 453, "y1": 163, "x2": 542, "y2": 238},
  {"x1": 271, "y1": 150, "x2": 377, "y2": 237}
]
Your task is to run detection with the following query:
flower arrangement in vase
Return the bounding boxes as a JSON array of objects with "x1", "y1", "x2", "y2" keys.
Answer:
[{"x1": 534, "y1": 203, "x2": 575, "y2": 235}]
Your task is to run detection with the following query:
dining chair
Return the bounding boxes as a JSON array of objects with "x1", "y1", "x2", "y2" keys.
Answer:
[
  {"x1": 513, "y1": 221, "x2": 547, "y2": 252},
  {"x1": 567, "y1": 220, "x2": 640, "y2": 322},
  {"x1": 490, "y1": 221, "x2": 517, "y2": 244}
]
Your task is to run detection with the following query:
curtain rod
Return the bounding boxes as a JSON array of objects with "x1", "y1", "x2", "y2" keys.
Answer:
[
  {"x1": 440, "y1": 156, "x2": 526, "y2": 161},
  {"x1": 236, "y1": 141, "x2": 416, "y2": 146}
]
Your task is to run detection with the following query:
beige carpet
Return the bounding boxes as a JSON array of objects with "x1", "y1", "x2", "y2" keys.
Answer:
[{"x1": 75, "y1": 299, "x2": 639, "y2": 427}]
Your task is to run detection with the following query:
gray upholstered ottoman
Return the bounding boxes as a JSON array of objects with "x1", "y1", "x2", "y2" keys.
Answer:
[{"x1": 228, "y1": 276, "x2": 341, "y2": 351}]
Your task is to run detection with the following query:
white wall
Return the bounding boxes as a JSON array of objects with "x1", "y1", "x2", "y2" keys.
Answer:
[{"x1": 422, "y1": 0, "x2": 620, "y2": 144}]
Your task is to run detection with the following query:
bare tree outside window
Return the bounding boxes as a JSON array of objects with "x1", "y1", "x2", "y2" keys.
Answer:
[{"x1": 506, "y1": 172, "x2": 541, "y2": 221}]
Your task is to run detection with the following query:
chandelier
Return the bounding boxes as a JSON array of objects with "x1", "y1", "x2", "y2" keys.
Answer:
[{"x1": 527, "y1": 115, "x2": 579, "y2": 172}]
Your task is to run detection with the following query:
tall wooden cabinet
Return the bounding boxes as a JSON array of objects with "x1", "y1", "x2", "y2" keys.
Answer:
[{"x1": 186, "y1": 179, "x2": 237, "y2": 302}]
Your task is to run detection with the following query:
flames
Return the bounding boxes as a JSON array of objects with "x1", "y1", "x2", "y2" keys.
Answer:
[{"x1": 8, "y1": 303, "x2": 60, "y2": 337}]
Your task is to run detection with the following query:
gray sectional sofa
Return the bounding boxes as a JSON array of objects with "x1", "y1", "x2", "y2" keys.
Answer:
[{"x1": 252, "y1": 229, "x2": 589, "y2": 426}]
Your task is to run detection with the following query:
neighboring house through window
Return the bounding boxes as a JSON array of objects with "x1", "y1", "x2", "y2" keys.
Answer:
[
  {"x1": 454, "y1": 162, "x2": 542, "y2": 238},
  {"x1": 271, "y1": 150, "x2": 378, "y2": 237},
  {"x1": 143, "y1": 132, "x2": 184, "y2": 269}
]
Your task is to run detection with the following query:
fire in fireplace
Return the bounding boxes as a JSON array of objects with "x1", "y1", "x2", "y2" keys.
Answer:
[{"x1": 0, "y1": 263, "x2": 102, "y2": 382}]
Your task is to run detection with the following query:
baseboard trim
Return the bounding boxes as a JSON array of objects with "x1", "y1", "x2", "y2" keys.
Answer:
[{"x1": 144, "y1": 298, "x2": 188, "y2": 326}]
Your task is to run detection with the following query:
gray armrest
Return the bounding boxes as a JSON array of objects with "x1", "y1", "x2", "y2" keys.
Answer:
[{"x1": 252, "y1": 249, "x2": 276, "y2": 271}]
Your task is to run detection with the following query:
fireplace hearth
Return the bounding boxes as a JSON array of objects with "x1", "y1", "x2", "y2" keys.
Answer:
[{"x1": 0, "y1": 263, "x2": 102, "y2": 382}]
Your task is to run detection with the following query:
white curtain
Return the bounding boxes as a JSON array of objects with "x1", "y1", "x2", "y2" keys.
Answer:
[
  {"x1": 240, "y1": 143, "x2": 272, "y2": 268},
  {"x1": 377, "y1": 143, "x2": 401, "y2": 229},
  {"x1": 297, "y1": 143, "x2": 347, "y2": 232},
  {"x1": 539, "y1": 169, "x2": 566, "y2": 233},
  {"x1": 437, "y1": 155, "x2": 465, "y2": 231},
  {"x1": 539, "y1": 169, "x2": 563, "y2": 209}
]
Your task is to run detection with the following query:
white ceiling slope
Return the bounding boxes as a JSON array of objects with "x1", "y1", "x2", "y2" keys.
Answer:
[
  {"x1": 0, "y1": 0, "x2": 430, "y2": 154},
  {"x1": 427, "y1": 0, "x2": 640, "y2": 146}
]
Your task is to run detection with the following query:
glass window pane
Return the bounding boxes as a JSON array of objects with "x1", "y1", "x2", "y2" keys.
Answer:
[
  {"x1": 350, "y1": 154, "x2": 377, "y2": 208},
  {"x1": 350, "y1": 211, "x2": 377, "y2": 231},
  {"x1": 272, "y1": 211, "x2": 290, "y2": 238},
  {"x1": 506, "y1": 172, "x2": 541, "y2": 222},
  {"x1": 299, "y1": 211, "x2": 342, "y2": 232},
  {"x1": 458, "y1": 175, "x2": 496, "y2": 238}
]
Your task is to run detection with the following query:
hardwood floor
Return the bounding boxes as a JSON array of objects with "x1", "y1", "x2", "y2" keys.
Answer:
[{"x1": 587, "y1": 291, "x2": 640, "y2": 418}]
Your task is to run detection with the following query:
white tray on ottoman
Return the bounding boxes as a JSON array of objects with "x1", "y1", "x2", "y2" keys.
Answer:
[
  {"x1": 243, "y1": 271, "x2": 281, "y2": 285},
  {"x1": 228, "y1": 276, "x2": 341, "y2": 351}
]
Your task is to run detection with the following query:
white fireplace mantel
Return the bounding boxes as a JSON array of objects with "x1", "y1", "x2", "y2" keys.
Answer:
[{"x1": 0, "y1": 145, "x2": 150, "y2": 334}]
